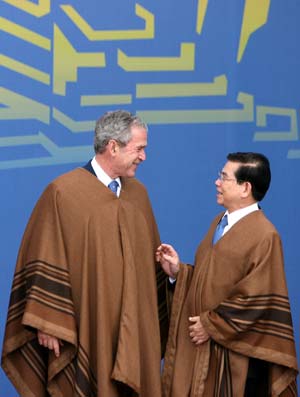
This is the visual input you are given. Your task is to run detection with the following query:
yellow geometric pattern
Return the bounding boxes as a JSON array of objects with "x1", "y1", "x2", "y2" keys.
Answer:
[
  {"x1": 118, "y1": 43, "x2": 195, "y2": 71},
  {"x1": 1, "y1": 0, "x2": 299, "y2": 167},
  {"x1": 0, "y1": 17, "x2": 51, "y2": 50},
  {"x1": 53, "y1": 25, "x2": 106, "y2": 95},
  {"x1": 2, "y1": 0, "x2": 50, "y2": 17},
  {"x1": 61, "y1": 3, "x2": 154, "y2": 40},
  {"x1": 237, "y1": 0, "x2": 271, "y2": 62},
  {"x1": 196, "y1": 0, "x2": 209, "y2": 34}
]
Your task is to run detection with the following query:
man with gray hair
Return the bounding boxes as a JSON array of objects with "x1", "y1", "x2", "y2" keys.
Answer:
[{"x1": 2, "y1": 110, "x2": 168, "y2": 397}]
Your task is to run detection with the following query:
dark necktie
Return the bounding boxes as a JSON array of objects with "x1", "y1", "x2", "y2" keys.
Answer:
[
  {"x1": 212, "y1": 215, "x2": 228, "y2": 244},
  {"x1": 108, "y1": 180, "x2": 119, "y2": 195}
]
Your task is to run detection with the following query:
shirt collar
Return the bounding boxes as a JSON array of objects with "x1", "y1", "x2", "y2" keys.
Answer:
[
  {"x1": 225, "y1": 202, "x2": 259, "y2": 229},
  {"x1": 91, "y1": 156, "x2": 121, "y2": 190}
]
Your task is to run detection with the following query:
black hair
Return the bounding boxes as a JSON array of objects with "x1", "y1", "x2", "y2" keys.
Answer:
[{"x1": 227, "y1": 152, "x2": 271, "y2": 201}]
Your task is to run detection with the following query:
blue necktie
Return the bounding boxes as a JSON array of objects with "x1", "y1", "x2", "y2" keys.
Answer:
[
  {"x1": 212, "y1": 215, "x2": 228, "y2": 244},
  {"x1": 108, "y1": 180, "x2": 119, "y2": 195}
]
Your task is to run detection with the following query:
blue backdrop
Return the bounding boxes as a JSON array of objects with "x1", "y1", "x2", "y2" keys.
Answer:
[{"x1": 1, "y1": 0, "x2": 299, "y2": 394}]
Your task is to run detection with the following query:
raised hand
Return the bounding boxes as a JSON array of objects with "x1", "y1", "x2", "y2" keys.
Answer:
[{"x1": 156, "y1": 243, "x2": 180, "y2": 278}]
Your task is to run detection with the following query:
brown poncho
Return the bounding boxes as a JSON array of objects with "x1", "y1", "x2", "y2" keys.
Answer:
[
  {"x1": 2, "y1": 167, "x2": 168, "y2": 397},
  {"x1": 162, "y1": 210, "x2": 298, "y2": 397}
]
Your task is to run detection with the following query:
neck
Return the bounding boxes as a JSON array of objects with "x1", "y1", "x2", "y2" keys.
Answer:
[
  {"x1": 227, "y1": 200, "x2": 257, "y2": 214},
  {"x1": 95, "y1": 154, "x2": 118, "y2": 179}
]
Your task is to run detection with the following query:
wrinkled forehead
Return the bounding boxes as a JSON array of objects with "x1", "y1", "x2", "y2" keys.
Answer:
[{"x1": 127, "y1": 126, "x2": 148, "y2": 145}]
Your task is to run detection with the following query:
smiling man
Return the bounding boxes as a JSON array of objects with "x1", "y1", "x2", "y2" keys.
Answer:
[
  {"x1": 157, "y1": 152, "x2": 298, "y2": 396},
  {"x1": 2, "y1": 110, "x2": 168, "y2": 397}
]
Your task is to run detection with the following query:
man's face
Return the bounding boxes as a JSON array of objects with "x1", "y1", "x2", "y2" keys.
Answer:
[
  {"x1": 114, "y1": 126, "x2": 147, "y2": 178},
  {"x1": 215, "y1": 161, "x2": 245, "y2": 213}
]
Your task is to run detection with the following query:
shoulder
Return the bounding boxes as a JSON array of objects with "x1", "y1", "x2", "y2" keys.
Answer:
[
  {"x1": 45, "y1": 167, "x2": 91, "y2": 193},
  {"x1": 122, "y1": 176, "x2": 146, "y2": 189},
  {"x1": 122, "y1": 177, "x2": 149, "y2": 196},
  {"x1": 53, "y1": 167, "x2": 87, "y2": 185},
  {"x1": 121, "y1": 178, "x2": 155, "y2": 217},
  {"x1": 37, "y1": 168, "x2": 88, "y2": 207},
  {"x1": 250, "y1": 210, "x2": 278, "y2": 232},
  {"x1": 241, "y1": 211, "x2": 282, "y2": 247}
]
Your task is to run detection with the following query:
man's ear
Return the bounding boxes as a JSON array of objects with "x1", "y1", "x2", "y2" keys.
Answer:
[
  {"x1": 241, "y1": 181, "x2": 252, "y2": 198},
  {"x1": 108, "y1": 139, "x2": 118, "y2": 155}
]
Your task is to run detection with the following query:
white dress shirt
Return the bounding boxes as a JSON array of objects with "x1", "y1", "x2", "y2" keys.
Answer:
[
  {"x1": 221, "y1": 202, "x2": 259, "y2": 237},
  {"x1": 91, "y1": 156, "x2": 121, "y2": 197}
]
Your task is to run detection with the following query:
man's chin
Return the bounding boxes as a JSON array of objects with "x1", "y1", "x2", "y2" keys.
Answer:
[
  {"x1": 128, "y1": 165, "x2": 138, "y2": 177},
  {"x1": 126, "y1": 170, "x2": 136, "y2": 178},
  {"x1": 216, "y1": 196, "x2": 223, "y2": 206}
]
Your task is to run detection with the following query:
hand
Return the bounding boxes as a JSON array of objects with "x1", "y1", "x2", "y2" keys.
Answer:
[
  {"x1": 156, "y1": 243, "x2": 180, "y2": 278},
  {"x1": 188, "y1": 316, "x2": 210, "y2": 345},
  {"x1": 37, "y1": 330, "x2": 62, "y2": 357}
]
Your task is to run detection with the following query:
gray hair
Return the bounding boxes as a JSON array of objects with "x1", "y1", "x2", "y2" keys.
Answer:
[{"x1": 94, "y1": 110, "x2": 148, "y2": 154}]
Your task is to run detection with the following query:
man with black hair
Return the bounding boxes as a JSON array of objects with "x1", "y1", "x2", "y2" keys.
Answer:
[{"x1": 157, "y1": 152, "x2": 298, "y2": 396}]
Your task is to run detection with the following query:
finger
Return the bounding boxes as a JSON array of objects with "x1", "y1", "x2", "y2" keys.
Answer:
[
  {"x1": 189, "y1": 316, "x2": 199, "y2": 323},
  {"x1": 190, "y1": 331, "x2": 203, "y2": 338},
  {"x1": 160, "y1": 244, "x2": 174, "y2": 254},
  {"x1": 189, "y1": 326, "x2": 201, "y2": 335},
  {"x1": 160, "y1": 243, "x2": 171, "y2": 249},
  {"x1": 53, "y1": 339, "x2": 60, "y2": 357},
  {"x1": 190, "y1": 329, "x2": 205, "y2": 338},
  {"x1": 191, "y1": 336, "x2": 202, "y2": 344},
  {"x1": 188, "y1": 324, "x2": 200, "y2": 331},
  {"x1": 38, "y1": 331, "x2": 50, "y2": 347},
  {"x1": 47, "y1": 338, "x2": 53, "y2": 350},
  {"x1": 37, "y1": 331, "x2": 45, "y2": 345},
  {"x1": 162, "y1": 254, "x2": 174, "y2": 262},
  {"x1": 196, "y1": 335, "x2": 209, "y2": 344},
  {"x1": 196, "y1": 337, "x2": 209, "y2": 345}
]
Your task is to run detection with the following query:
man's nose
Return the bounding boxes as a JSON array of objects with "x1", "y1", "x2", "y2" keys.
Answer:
[{"x1": 139, "y1": 149, "x2": 146, "y2": 161}]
